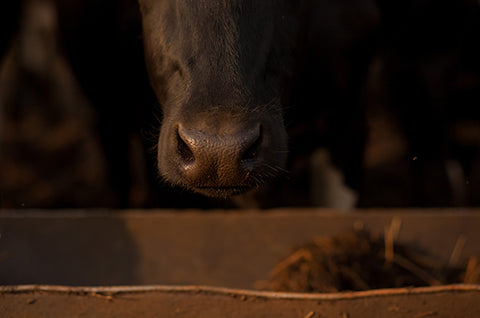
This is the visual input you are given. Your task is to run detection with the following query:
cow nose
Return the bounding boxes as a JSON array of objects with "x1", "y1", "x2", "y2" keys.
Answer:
[{"x1": 176, "y1": 124, "x2": 262, "y2": 188}]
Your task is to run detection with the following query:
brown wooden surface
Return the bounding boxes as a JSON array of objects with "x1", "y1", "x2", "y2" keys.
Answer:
[
  {"x1": 1, "y1": 209, "x2": 480, "y2": 317},
  {"x1": 0, "y1": 209, "x2": 479, "y2": 287}
]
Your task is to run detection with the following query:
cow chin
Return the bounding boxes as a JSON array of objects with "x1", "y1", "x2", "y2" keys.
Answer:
[{"x1": 190, "y1": 186, "x2": 254, "y2": 198}]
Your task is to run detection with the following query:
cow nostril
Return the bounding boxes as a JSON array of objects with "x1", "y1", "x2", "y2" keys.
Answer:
[
  {"x1": 177, "y1": 130, "x2": 195, "y2": 166},
  {"x1": 241, "y1": 128, "x2": 262, "y2": 162}
]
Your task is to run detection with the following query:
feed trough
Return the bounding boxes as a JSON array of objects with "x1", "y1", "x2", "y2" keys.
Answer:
[{"x1": 1, "y1": 209, "x2": 479, "y2": 317}]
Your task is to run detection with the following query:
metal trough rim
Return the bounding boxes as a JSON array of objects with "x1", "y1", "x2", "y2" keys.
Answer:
[{"x1": 2, "y1": 284, "x2": 480, "y2": 300}]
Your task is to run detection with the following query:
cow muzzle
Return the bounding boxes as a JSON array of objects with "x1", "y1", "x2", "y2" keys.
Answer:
[
  {"x1": 157, "y1": 106, "x2": 288, "y2": 199},
  {"x1": 173, "y1": 123, "x2": 262, "y2": 197}
]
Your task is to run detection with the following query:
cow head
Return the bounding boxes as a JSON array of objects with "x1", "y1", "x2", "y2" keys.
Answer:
[{"x1": 139, "y1": 0, "x2": 301, "y2": 198}]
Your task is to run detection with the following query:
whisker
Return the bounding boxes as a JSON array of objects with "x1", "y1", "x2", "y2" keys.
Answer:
[
  {"x1": 264, "y1": 163, "x2": 290, "y2": 175},
  {"x1": 247, "y1": 96, "x2": 281, "y2": 115}
]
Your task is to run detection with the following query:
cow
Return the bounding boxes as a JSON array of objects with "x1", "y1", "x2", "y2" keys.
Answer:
[
  {"x1": 139, "y1": 0, "x2": 298, "y2": 199},
  {"x1": 1, "y1": 0, "x2": 379, "y2": 208},
  {"x1": 139, "y1": 0, "x2": 379, "y2": 205}
]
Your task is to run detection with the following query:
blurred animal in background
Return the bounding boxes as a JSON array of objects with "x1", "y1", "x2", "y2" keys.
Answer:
[
  {"x1": 363, "y1": 0, "x2": 480, "y2": 207},
  {"x1": 0, "y1": 0, "x2": 115, "y2": 208}
]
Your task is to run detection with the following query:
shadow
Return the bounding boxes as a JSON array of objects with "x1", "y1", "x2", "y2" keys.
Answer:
[{"x1": 0, "y1": 213, "x2": 140, "y2": 285}]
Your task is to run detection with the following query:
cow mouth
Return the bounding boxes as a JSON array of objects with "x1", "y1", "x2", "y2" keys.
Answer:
[{"x1": 192, "y1": 185, "x2": 253, "y2": 198}]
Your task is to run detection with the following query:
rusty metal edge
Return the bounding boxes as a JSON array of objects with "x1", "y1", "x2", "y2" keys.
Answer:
[{"x1": 1, "y1": 284, "x2": 479, "y2": 300}]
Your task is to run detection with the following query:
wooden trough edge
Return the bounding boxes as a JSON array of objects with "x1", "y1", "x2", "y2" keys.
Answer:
[
  {"x1": 2, "y1": 284, "x2": 480, "y2": 300},
  {"x1": 1, "y1": 207, "x2": 480, "y2": 217}
]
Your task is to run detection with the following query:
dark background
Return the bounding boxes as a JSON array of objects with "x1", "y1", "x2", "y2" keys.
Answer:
[{"x1": 1, "y1": 0, "x2": 479, "y2": 209}]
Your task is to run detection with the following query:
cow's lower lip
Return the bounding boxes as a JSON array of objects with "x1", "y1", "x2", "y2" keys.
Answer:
[{"x1": 192, "y1": 186, "x2": 253, "y2": 198}]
